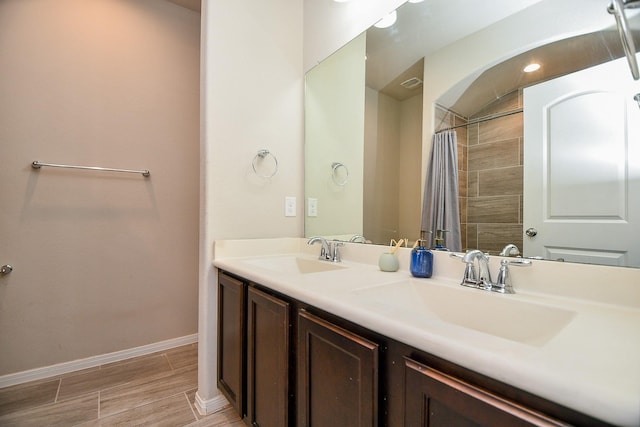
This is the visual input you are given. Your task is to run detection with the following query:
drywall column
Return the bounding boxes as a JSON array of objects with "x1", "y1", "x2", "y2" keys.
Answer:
[{"x1": 197, "y1": 0, "x2": 303, "y2": 414}]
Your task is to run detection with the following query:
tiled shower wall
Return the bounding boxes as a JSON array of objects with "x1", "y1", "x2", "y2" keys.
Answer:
[{"x1": 435, "y1": 90, "x2": 524, "y2": 254}]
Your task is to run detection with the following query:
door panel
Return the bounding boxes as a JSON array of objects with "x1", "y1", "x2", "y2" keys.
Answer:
[
  {"x1": 217, "y1": 273, "x2": 246, "y2": 415},
  {"x1": 297, "y1": 310, "x2": 379, "y2": 427},
  {"x1": 524, "y1": 56, "x2": 640, "y2": 266}
]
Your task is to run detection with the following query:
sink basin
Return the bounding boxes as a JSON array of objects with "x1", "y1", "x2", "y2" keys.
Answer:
[
  {"x1": 243, "y1": 255, "x2": 346, "y2": 275},
  {"x1": 353, "y1": 281, "x2": 575, "y2": 346}
]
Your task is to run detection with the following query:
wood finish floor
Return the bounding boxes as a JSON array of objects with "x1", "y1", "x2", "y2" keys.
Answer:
[{"x1": 0, "y1": 344, "x2": 244, "y2": 426}]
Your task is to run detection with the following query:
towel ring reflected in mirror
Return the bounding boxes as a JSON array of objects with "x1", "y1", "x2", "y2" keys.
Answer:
[
  {"x1": 331, "y1": 162, "x2": 349, "y2": 186},
  {"x1": 252, "y1": 149, "x2": 279, "y2": 179}
]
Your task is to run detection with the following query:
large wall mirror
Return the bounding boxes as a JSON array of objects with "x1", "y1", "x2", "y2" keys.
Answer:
[{"x1": 305, "y1": 0, "x2": 640, "y2": 268}]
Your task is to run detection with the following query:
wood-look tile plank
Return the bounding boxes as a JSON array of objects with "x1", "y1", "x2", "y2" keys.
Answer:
[
  {"x1": 185, "y1": 405, "x2": 244, "y2": 427},
  {"x1": 478, "y1": 165, "x2": 523, "y2": 196},
  {"x1": 468, "y1": 138, "x2": 520, "y2": 171},
  {"x1": 185, "y1": 389, "x2": 203, "y2": 420},
  {"x1": 477, "y1": 111, "x2": 522, "y2": 143},
  {"x1": 0, "y1": 377, "x2": 60, "y2": 416},
  {"x1": 467, "y1": 195, "x2": 519, "y2": 224},
  {"x1": 0, "y1": 392, "x2": 98, "y2": 427},
  {"x1": 82, "y1": 392, "x2": 196, "y2": 426},
  {"x1": 477, "y1": 224, "x2": 524, "y2": 254},
  {"x1": 57, "y1": 353, "x2": 172, "y2": 401},
  {"x1": 100, "y1": 365, "x2": 197, "y2": 417},
  {"x1": 165, "y1": 344, "x2": 198, "y2": 371}
]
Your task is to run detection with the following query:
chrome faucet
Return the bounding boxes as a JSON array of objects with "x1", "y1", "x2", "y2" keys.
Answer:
[
  {"x1": 307, "y1": 237, "x2": 343, "y2": 262},
  {"x1": 499, "y1": 244, "x2": 520, "y2": 257},
  {"x1": 452, "y1": 249, "x2": 531, "y2": 294},
  {"x1": 349, "y1": 234, "x2": 367, "y2": 243},
  {"x1": 461, "y1": 250, "x2": 493, "y2": 290}
]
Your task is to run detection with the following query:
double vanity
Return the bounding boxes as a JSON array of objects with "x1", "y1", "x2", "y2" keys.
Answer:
[{"x1": 213, "y1": 238, "x2": 640, "y2": 426}]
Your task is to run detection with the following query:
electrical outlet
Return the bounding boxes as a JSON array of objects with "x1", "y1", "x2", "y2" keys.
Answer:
[
  {"x1": 285, "y1": 196, "x2": 296, "y2": 217},
  {"x1": 308, "y1": 198, "x2": 318, "y2": 217}
]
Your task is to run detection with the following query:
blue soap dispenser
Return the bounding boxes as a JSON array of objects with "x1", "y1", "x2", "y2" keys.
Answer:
[{"x1": 410, "y1": 231, "x2": 433, "y2": 278}]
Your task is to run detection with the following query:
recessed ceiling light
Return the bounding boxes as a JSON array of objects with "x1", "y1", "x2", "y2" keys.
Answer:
[
  {"x1": 408, "y1": 0, "x2": 424, "y2": 3},
  {"x1": 523, "y1": 63, "x2": 541, "y2": 73},
  {"x1": 374, "y1": 10, "x2": 397, "y2": 28}
]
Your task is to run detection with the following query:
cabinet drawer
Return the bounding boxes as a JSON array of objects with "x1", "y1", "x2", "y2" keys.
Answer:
[{"x1": 404, "y1": 357, "x2": 568, "y2": 427}]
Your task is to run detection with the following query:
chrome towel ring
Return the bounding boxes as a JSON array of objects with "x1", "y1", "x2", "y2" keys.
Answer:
[
  {"x1": 331, "y1": 162, "x2": 349, "y2": 186},
  {"x1": 252, "y1": 149, "x2": 278, "y2": 178}
]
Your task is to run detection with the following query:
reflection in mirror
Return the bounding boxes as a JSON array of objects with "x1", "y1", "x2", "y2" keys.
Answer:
[{"x1": 305, "y1": 0, "x2": 640, "y2": 267}]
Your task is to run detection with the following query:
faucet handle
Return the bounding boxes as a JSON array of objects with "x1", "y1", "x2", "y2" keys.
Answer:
[
  {"x1": 504, "y1": 259, "x2": 532, "y2": 266},
  {"x1": 462, "y1": 263, "x2": 478, "y2": 285},
  {"x1": 494, "y1": 259, "x2": 532, "y2": 294},
  {"x1": 494, "y1": 259, "x2": 514, "y2": 293},
  {"x1": 331, "y1": 241, "x2": 344, "y2": 262}
]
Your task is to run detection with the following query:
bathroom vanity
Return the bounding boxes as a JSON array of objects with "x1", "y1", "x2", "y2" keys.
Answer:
[{"x1": 213, "y1": 238, "x2": 640, "y2": 427}]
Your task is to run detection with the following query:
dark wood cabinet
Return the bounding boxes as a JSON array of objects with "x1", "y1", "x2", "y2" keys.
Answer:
[
  {"x1": 217, "y1": 272, "x2": 291, "y2": 427},
  {"x1": 217, "y1": 269, "x2": 609, "y2": 427},
  {"x1": 247, "y1": 286, "x2": 291, "y2": 427},
  {"x1": 297, "y1": 310, "x2": 379, "y2": 427},
  {"x1": 403, "y1": 357, "x2": 568, "y2": 427},
  {"x1": 217, "y1": 272, "x2": 245, "y2": 415}
]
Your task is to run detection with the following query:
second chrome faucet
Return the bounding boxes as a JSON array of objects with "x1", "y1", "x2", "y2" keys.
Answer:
[
  {"x1": 453, "y1": 249, "x2": 531, "y2": 294},
  {"x1": 308, "y1": 237, "x2": 343, "y2": 262}
]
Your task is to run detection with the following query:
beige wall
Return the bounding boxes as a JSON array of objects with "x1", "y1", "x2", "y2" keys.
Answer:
[
  {"x1": 198, "y1": 0, "x2": 304, "y2": 407},
  {"x1": 305, "y1": 33, "x2": 366, "y2": 238},
  {"x1": 198, "y1": 0, "x2": 399, "y2": 408},
  {"x1": 0, "y1": 0, "x2": 200, "y2": 376},
  {"x1": 364, "y1": 91, "x2": 422, "y2": 245},
  {"x1": 397, "y1": 94, "x2": 423, "y2": 241}
]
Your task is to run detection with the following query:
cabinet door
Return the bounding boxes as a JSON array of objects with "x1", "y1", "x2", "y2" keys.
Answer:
[
  {"x1": 297, "y1": 310, "x2": 379, "y2": 427},
  {"x1": 247, "y1": 286, "x2": 290, "y2": 427},
  {"x1": 217, "y1": 273, "x2": 245, "y2": 415},
  {"x1": 404, "y1": 358, "x2": 568, "y2": 427}
]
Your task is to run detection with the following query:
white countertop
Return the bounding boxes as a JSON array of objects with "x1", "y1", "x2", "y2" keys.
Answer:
[{"x1": 213, "y1": 238, "x2": 640, "y2": 427}]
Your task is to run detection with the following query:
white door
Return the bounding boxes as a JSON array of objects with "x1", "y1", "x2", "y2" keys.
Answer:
[{"x1": 523, "y1": 56, "x2": 640, "y2": 267}]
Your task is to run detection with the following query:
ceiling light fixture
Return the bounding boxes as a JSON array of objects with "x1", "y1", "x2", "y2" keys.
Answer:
[
  {"x1": 523, "y1": 63, "x2": 541, "y2": 73},
  {"x1": 374, "y1": 10, "x2": 397, "y2": 29},
  {"x1": 408, "y1": 0, "x2": 425, "y2": 3}
]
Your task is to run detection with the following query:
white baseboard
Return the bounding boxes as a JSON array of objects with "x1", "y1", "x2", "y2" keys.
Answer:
[
  {"x1": 0, "y1": 334, "x2": 198, "y2": 388},
  {"x1": 194, "y1": 391, "x2": 230, "y2": 416}
]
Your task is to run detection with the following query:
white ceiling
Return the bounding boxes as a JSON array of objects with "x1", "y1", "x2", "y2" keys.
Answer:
[
  {"x1": 364, "y1": 0, "x2": 640, "y2": 116},
  {"x1": 365, "y1": 0, "x2": 544, "y2": 95}
]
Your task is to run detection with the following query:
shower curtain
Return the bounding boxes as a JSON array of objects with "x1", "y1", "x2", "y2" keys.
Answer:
[{"x1": 421, "y1": 130, "x2": 462, "y2": 251}]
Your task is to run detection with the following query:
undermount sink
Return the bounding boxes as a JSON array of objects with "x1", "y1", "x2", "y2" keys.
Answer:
[
  {"x1": 352, "y1": 281, "x2": 576, "y2": 346},
  {"x1": 243, "y1": 255, "x2": 346, "y2": 275}
]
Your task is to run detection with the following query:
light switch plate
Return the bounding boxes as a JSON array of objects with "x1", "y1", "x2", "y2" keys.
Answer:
[
  {"x1": 308, "y1": 198, "x2": 318, "y2": 217},
  {"x1": 285, "y1": 196, "x2": 296, "y2": 217}
]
